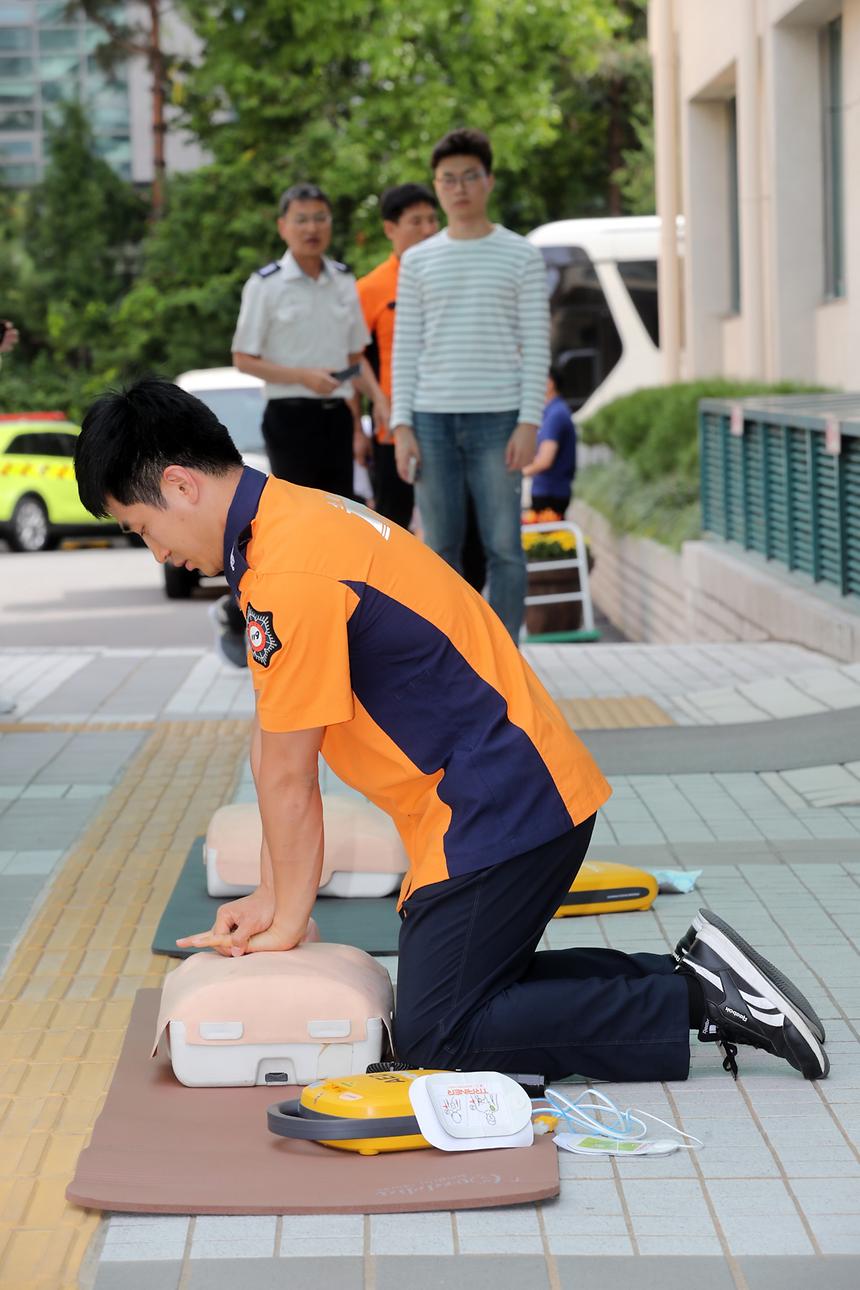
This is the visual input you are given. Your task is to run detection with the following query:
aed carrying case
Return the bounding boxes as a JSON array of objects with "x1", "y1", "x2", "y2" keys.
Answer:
[
  {"x1": 204, "y1": 798, "x2": 408, "y2": 899},
  {"x1": 152, "y1": 944, "x2": 394, "y2": 1087},
  {"x1": 555, "y1": 860, "x2": 658, "y2": 917},
  {"x1": 268, "y1": 1069, "x2": 432, "y2": 1156}
]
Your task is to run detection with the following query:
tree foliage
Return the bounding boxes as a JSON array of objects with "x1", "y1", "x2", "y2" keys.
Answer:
[
  {"x1": 2, "y1": 102, "x2": 146, "y2": 370},
  {"x1": 2, "y1": 0, "x2": 655, "y2": 389}
]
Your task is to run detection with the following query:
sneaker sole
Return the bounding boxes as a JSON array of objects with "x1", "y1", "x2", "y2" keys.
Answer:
[
  {"x1": 694, "y1": 910, "x2": 825, "y2": 1043},
  {"x1": 695, "y1": 918, "x2": 829, "y2": 1079}
]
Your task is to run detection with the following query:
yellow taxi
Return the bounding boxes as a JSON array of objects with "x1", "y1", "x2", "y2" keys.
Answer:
[{"x1": 0, "y1": 412, "x2": 115, "y2": 552}]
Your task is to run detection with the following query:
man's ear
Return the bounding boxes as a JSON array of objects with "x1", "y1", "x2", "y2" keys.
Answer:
[
  {"x1": 486, "y1": 173, "x2": 496, "y2": 196},
  {"x1": 162, "y1": 465, "x2": 200, "y2": 503}
]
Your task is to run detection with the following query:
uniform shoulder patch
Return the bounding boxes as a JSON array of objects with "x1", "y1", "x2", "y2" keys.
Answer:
[
  {"x1": 246, "y1": 604, "x2": 283, "y2": 667},
  {"x1": 330, "y1": 259, "x2": 351, "y2": 274},
  {"x1": 256, "y1": 262, "x2": 281, "y2": 278}
]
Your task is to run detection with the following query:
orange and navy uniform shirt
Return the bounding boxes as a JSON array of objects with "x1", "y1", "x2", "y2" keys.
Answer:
[
  {"x1": 225, "y1": 469, "x2": 611, "y2": 907},
  {"x1": 356, "y1": 253, "x2": 399, "y2": 443}
]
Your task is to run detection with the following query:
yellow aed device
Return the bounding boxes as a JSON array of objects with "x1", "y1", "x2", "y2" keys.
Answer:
[
  {"x1": 267, "y1": 1069, "x2": 437, "y2": 1155},
  {"x1": 554, "y1": 860, "x2": 658, "y2": 917}
]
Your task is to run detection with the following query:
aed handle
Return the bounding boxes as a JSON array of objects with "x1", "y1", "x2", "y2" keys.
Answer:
[{"x1": 267, "y1": 1099, "x2": 420, "y2": 1141}]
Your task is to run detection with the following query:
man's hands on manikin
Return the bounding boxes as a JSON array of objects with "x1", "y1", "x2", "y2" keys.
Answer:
[{"x1": 177, "y1": 883, "x2": 285, "y2": 956}]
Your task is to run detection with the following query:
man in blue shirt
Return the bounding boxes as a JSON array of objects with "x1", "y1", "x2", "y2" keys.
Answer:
[{"x1": 523, "y1": 366, "x2": 576, "y2": 517}]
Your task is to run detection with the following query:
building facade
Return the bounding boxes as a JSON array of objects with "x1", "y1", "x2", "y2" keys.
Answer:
[
  {"x1": 650, "y1": 0, "x2": 859, "y2": 391},
  {"x1": 0, "y1": 1, "x2": 205, "y2": 187}
]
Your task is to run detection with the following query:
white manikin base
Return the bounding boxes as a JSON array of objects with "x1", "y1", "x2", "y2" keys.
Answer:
[
  {"x1": 167, "y1": 1016, "x2": 385, "y2": 1087},
  {"x1": 205, "y1": 851, "x2": 401, "y2": 900}
]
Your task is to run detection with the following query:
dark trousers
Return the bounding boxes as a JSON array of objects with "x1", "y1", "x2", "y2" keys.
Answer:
[
  {"x1": 394, "y1": 816, "x2": 691, "y2": 1083},
  {"x1": 371, "y1": 439, "x2": 414, "y2": 530},
  {"x1": 262, "y1": 398, "x2": 353, "y2": 497},
  {"x1": 531, "y1": 491, "x2": 571, "y2": 517}
]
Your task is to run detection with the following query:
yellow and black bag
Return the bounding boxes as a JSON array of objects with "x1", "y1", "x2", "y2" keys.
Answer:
[{"x1": 555, "y1": 860, "x2": 658, "y2": 917}]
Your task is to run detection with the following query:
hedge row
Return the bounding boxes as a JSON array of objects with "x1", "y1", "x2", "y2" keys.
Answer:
[{"x1": 580, "y1": 379, "x2": 825, "y2": 489}]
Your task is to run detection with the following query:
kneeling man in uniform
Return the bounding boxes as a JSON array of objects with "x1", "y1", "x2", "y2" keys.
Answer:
[{"x1": 74, "y1": 378, "x2": 829, "y2": 1086}]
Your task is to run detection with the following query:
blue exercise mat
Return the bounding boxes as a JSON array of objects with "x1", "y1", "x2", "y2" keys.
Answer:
[{"x1": 152, "y1": 838, "x2": 400, "y2": 958}]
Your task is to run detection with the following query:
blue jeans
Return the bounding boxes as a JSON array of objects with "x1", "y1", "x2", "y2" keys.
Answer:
[{"x1": 413, "y1": 410, "x2": 525, "y2": 640}]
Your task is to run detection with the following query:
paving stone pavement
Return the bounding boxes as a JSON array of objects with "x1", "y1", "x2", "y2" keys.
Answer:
[{"x1": 0, "y1": 643, "x2": 857, "y2": 1289}]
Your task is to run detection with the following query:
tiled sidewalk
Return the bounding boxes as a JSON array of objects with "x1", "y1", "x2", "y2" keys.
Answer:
[{"x1": 0, "y1": 643, "x2": 858, "y2": 1290}]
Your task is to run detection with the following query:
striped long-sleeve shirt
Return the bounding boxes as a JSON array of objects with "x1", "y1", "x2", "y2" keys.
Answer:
[{"x1": 390, "y1": 226, "x2": 550, "y2": 429}]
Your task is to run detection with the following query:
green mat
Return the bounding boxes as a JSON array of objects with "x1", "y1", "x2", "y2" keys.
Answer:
[{"x1": 152, "y1": 838, "x2": 400, "y2": 959}]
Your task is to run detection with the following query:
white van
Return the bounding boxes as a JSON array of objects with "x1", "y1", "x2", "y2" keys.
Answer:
[{"x1": 527, "y1": 215, "x2": 670, "y2": 420}]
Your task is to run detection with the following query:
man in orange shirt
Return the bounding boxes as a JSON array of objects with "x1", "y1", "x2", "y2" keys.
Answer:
[
  {"x1": 357, "y1": 184, "x2": 438, "y2": 530},
  {"x1": 73, "y1": 378, "x2": 829, "y2": 1084}
]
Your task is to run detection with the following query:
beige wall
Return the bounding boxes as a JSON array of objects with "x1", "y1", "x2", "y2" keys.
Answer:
[{"x1": 651, "y1": 0, "x2": 860, "y2": 389}]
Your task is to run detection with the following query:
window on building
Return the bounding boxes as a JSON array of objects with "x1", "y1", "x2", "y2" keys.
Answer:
[
  {"x1": 36, "y1": 3, "x2": 74, "y2": 20},
  {"x1": 727, "y1": 96, "x2": 741, "y2": 314},
  {"x1": 821, "y1": 15, "x2": 844, "y2": 299},
  {"x1": 0, "y1": 6, "x2": 31, "y2": 24},
  {"x1": 0, "y1": 55, "x2": 33, "y2": 76},
  {"x1": 39, "y1": 29, "x2": 81, "y2": 53},
  {"x1": 0, "y1": 135, "x2": 33, "y2": 153},
  {"x1": 0, "y1": 161, "x2": 37, "y2": 181},
  {"x1": 0, "y1": 27, "x2": 31, "y2": 50}
]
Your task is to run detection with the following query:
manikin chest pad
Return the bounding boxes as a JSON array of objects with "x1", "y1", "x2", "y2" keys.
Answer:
[
  {"x1": 204, "y1": 798, "x2": 407, "y2": 899},
  {"x1": 267, "y1": 1069, "x2": 535, "y2": 1155},
  {"x1": 152, "y1": 944, "x2": 394, "y2": 1087}
]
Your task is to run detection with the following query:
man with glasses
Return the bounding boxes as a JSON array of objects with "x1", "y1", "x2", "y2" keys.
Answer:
[
  {"x1": 390, "y1": 128, "x2": 549, "y2": 642},
  {"x1": 232, "y1": 182, "x2": 388, "y2": 498}
]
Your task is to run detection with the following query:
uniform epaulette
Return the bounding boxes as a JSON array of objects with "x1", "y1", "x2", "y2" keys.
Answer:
[
  {"x1": 331, "y1": 259, "x2": 351, "y2": 274},
  {"x1": 256, "y1": 262, "x2": 281, "y2": 278}
]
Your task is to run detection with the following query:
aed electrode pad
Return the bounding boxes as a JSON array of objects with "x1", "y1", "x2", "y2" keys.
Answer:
[{"x1": 408, "y1": 1072, "x2": 534, "y2": 1152}]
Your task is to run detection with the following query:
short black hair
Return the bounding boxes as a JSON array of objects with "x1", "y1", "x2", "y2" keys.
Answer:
[
  {"x1": 380, "y1": 183, "x2": 437, "y2": 224},
  {"x1": 278, "y1": 182, "x2": 332, "y2": 216},
  {"x1": 75, "y1": 376, "x2": 243, "y2": 518},
  {"x1": 549, "y1": 363, "x2": 564, "y2": 388},
  {"x1": 430, "y1": 127, "x2": 492, "y2": 175}
]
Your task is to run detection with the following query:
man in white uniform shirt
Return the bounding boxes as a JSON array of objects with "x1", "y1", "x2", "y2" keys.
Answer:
[{"x1": 232, "y1": 182, "x2": 388, "y2": 497}]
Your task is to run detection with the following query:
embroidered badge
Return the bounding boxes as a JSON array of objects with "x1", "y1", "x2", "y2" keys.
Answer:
[{"x1": 245, "y1": 604, "x2": 282, "y2": 668}]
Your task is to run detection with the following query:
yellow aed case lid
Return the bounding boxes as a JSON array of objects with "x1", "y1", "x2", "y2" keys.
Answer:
[{"x1": 269, "y1": 1070, "x2": 444, "y2": 1155}]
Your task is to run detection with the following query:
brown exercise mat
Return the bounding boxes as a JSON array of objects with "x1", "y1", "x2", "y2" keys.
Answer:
[{"x1": 67, "y1": 990, "x2": 559, "y2": 1215}]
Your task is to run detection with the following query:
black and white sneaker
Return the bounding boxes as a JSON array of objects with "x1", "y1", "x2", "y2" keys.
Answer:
[
  {"x1": 674, "y1": 909, "x2": 826, "y2": 1042},
  {"x1": 677, "y1": 908, "x2": 829, "y2": 1080}
]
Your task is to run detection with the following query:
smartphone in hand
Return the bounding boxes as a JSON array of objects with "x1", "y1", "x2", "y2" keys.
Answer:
[
  {"x1": 407, "y1": 455, "x2": 420, "y2": 484},
  {"x1": 329, "y1": 362, "x2": 361, "y2": 382}
]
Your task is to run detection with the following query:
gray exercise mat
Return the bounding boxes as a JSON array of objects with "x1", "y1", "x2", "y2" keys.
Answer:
[
  {"x1": 579, "y1": 705, "x2": 860, "y2": 775},
  {"x1": 152, "y1": 839, "x2": 400, "y2": 958}
]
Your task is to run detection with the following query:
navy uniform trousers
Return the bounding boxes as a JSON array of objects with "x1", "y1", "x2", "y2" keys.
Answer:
[{"x1": 394, "y1": 815, "x2": 691, "y2": 1083}]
